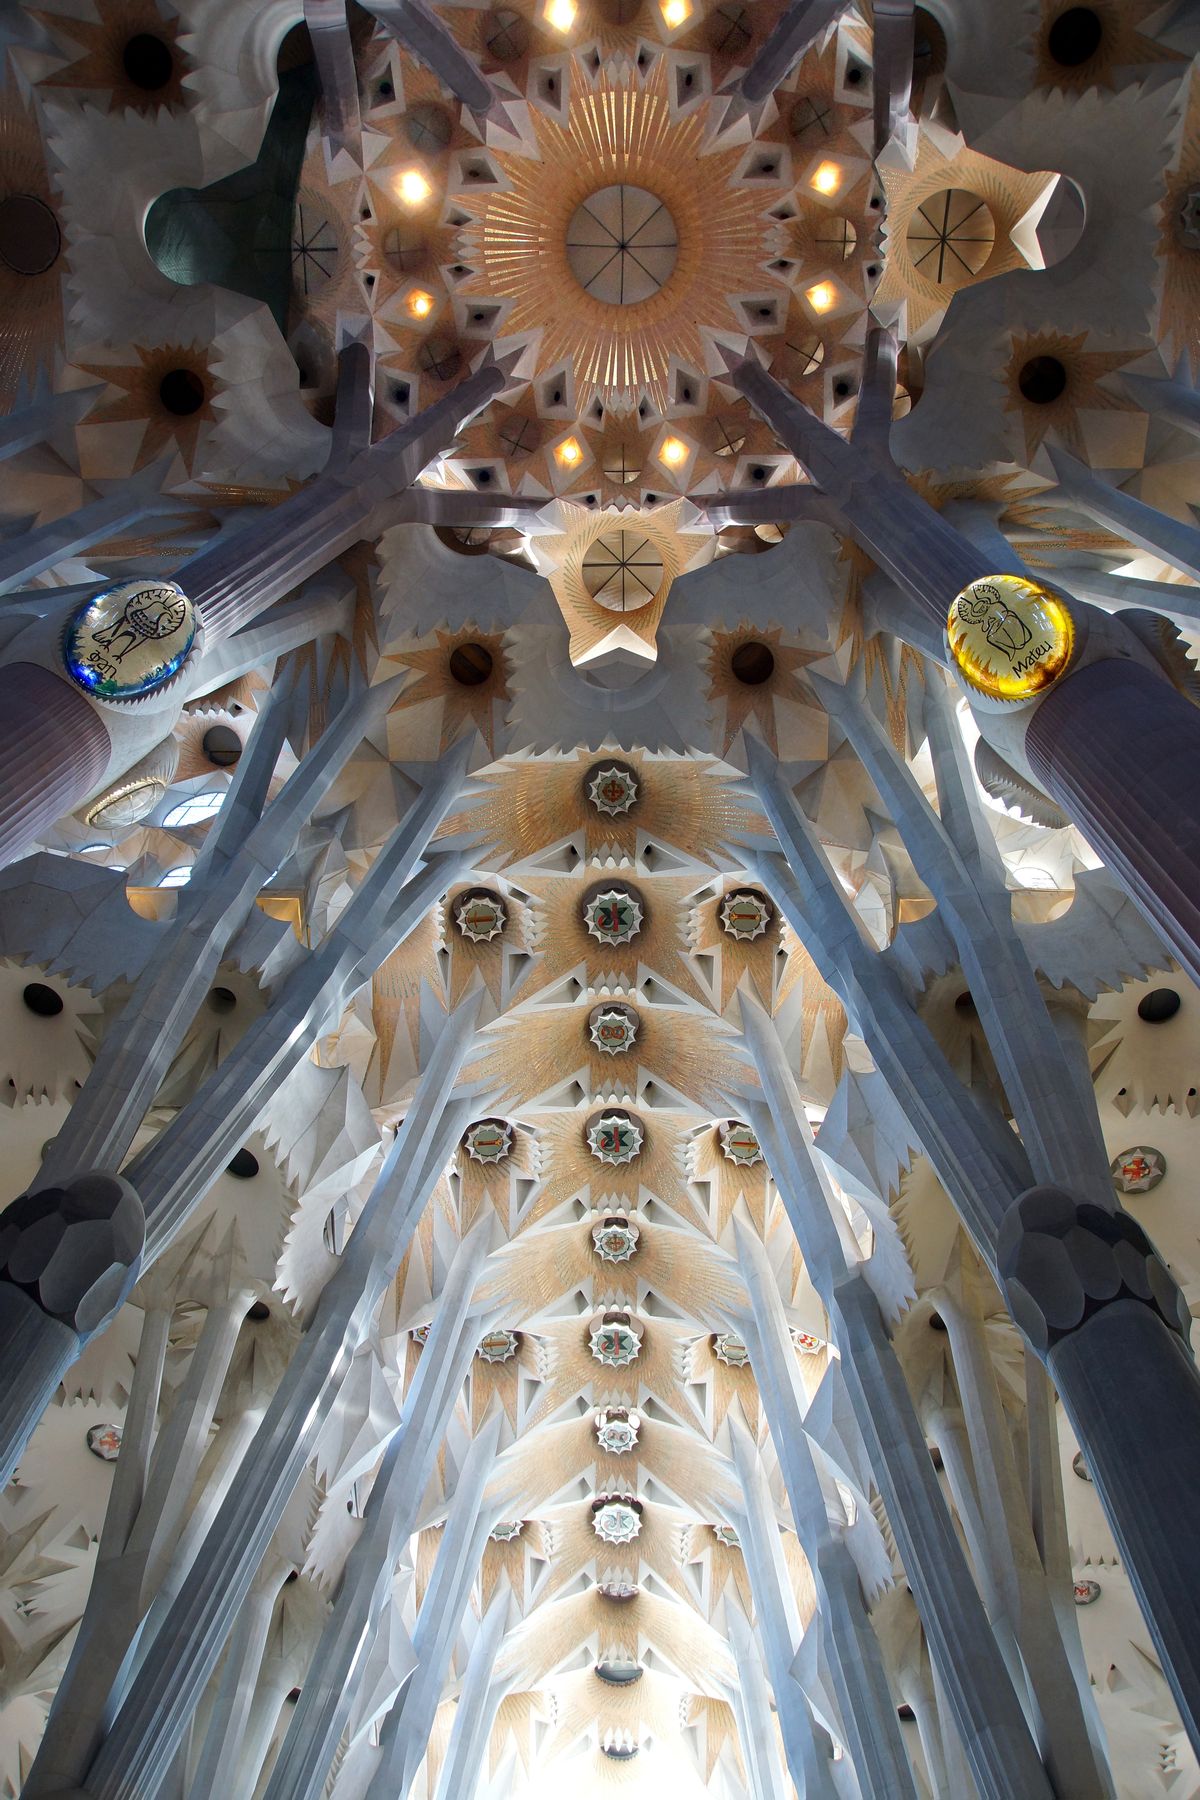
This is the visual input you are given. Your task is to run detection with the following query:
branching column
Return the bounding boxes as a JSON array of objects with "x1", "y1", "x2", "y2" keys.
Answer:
[
  {"x1": 77, "y1": 999, "x2": 489, "y2": 1800},
  {"x1": 728, "y1": 355, "x2": 1200, "y2": 985}
]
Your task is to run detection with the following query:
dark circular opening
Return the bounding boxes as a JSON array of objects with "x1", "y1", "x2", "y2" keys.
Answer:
[
  {"x1": 207, "y1": 986, "x2": 238, "y2": 1014},
  {"x1": 929, "y1": 1311, "x2": 947, "y2": 1332},
  {"x1": 595, "y1": 1661, "x2": 644, "y2": 1685},
  {"x1": 731, "y1": 641, "x2": 775, "y2": 685},
  {"x1": 1137, "y1": 987, "x2": 1181, "y2": 1024},
  {"x1": 846, "y1": 64, "x2": 864, "y2": 85},
  {"x1": 449, "y1": 642, "x2": 494, "y2": 686},
  {"x1": 897, "y1": 1703, "x2": 916, "y2": 1722},
  {"x1": 929, "y1": 1444, "x2": 944, "y2": 1470},
  {"x1": 228, "y1": 1148, "x2": 260, "y2": 1180},
  {"x1": 122, "y1": 32, "x2": 174, "y2": 90},
  {"x1": 159, "y1": 368, "x2": 206, "y2": 416},
  {"x1": 954, "y1": 990, "x2": 976, "y2": 1014},
  {"x1": 22, "y1": 982, "x2": 63, "y2": 1018},
  {"x1": 286, "y1": 1687, "x2": 302, "y2": 1703},
  {"x1": 246, "y1": 1299, "x2": 271, "y2": 1322},
  {"x1": 0, "y1": 195, "x2": 61, "y2": 276},
  {"x1": 202, "y1": 725, "x2": 242, "y2": 768},
  {"x1": 1017, "y1": 355, "x2": 1067, "y2": 405},
  {"x1": 1047, "y1": 7, "x2": 1102, "y2": 65}
]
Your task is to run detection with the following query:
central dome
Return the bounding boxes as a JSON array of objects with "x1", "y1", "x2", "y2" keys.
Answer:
[{"x1": 565, "y1": 185, "x2": 678, "y2": 305}]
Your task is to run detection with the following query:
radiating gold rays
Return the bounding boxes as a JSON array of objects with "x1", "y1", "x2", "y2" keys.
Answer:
[{"x1": 456, "y1": 64, "x2": 776, "y2": 409}]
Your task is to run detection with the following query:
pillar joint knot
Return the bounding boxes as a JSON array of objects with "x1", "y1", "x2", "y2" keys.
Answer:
[
  {"x1": 998, "y1": 1184, "x2": 1190, "y2": 1355},
  {"x1": 0, "y1": 1172, "x2": 144, "y2": 1339}
]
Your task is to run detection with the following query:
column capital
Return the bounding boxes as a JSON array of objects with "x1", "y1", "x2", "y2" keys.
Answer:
[
  {"x1": 998, "y1": 1185, "x2": 1190, "y2": 1356},
  {"x1": 0, "y1": 1172, "x2": 144, "y2": 1339}
]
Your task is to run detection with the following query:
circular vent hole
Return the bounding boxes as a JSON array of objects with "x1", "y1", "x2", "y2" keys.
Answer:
[
  {"x1": 1047, "y1": 7, "x2": 1102, "y2": 65},
  {"x1": 449, "y1": 643, "x2": 494, "y2": 686},
  {"x1": 122, "y1": 32, "x2": 174, "y2": 90},
  {"x1": 159, "y1": 369, "x2": 206, "y2": 416},
  {"x1": 731, "y1": 641, "x2": 775, "y2": 685},
  {"x1": 207, "y1": 986, "x2": 238, "y2": 1014},
  {"x1": 228, "y1": 1148, "x2": 260, "y2": 1180},
  {"x1": 1017, "y1": 355, "x2": 1067, "y2": 404},
  {"x1": 1137, "y1": 987, "x2": 1181, "y2": 1024},
  {"x1": 22, "y1": 982, "x2": 63, "y2": 1018}
]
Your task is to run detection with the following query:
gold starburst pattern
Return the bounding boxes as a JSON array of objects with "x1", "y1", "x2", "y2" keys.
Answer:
[
  {"x1": 34, "y1": 0, "x2": 191, "y2": 112},
  {"x1": 440, "y1": 749, "x2": 769, "y2": 870},
  {"x1": 1035, "y1": 0, "x2": 1184, "y2": 94},
  {"x1": 77, "y1": 342, "x2": 218, "y2": 476},
  {"x1": 454, "y1": 63, "x2": 779, "y2": 410},
  {"x1": 706, "y1": 625, "x2": 823, "y2": 755},
  {"x1": 383, "y1": 627, "x2": 511, "y2": 753},
  {"x1": 1003, "y1": 328, "x2": 1137, "y2": 460}
]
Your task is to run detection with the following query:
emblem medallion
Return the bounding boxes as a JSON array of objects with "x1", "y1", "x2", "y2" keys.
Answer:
[
  {"x1": 477, "y1": 1328, "x2": 520, "y2": 1364},
  {"x1": 720, "y1": 890, "x2": 772, "y2": 941},
  {"x1": 947, "y1": 574, "x2": 1075, "y2": 702},
  {"x1": 720, "y1": 1120, "x2": 765, "y2": 1167},
  {"x1": 592, "y1": 1217, "x2": 640, "y2": 1263},
  {"x1": 86, "y1": 1422, "x2": 122, "y2": 1462},
  {"x1": 454, "y1": 890, "x2": 506, "y2": 944},
  {"x1": 595, "y1": 1408, "x2": 640, "y2": 1454},
  {"x1": 1109, "y1": 1145, "x2": 1165, "y2": 1194},
  {"x1": 587, "y1": 763, "x2": 640, "y2": 817},
  {"x1": 583, "y1": 886, "x2": 644, "y2": 947},
  {"x1": 589, "y1": 1004, "x2": 639, "y2": 1056},
  {"x1": 589, "y1": 1319, "x2": 642, "y2": 1367},
  {"x1": 464, "y1": 1119, "x2": 513, "y2": 1165},
  {"x1": 64, "y1": 580, "x2": 196, "y2": 701},
  {"x1": 587, "y1": 1111, "x2": 644, "y2": 1166},
  {"x1": 593, "y1": 1499, "x2": 642, "y2": 1544}
]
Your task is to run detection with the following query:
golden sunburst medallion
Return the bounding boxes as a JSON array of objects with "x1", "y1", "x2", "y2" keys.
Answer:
[{"x1": 452, "y1": 61, "x2": 778, "y2": 410}]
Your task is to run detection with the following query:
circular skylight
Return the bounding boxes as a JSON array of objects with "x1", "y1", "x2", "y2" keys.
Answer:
[{"x1": 566, "y1": 185, "x2": 678, "y2": 305}]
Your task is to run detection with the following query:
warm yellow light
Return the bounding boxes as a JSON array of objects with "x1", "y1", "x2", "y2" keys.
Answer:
[
  {"x1": 947, "y1": 573, "x2": 1076, "y2": 702},
  {"x1": 810, "y1": 160, "x2": 842, "y2": 196},
  {"x1": 544, "y1": 0, "x2": 577, "y2": 31},
  {"x1": 660, "y1": 0, "x2": 691, "y2": 25},
  {"x1": 407, "y1": 289, "x2": 434, "y2": 319},
  {"x1": 805, "y1": 280, "x2": 837, "y2": 314},
  {"x1": 397, "y1": 169, "x2": 432, "y2": 207},
  {"x1": 555, "y1": 436, "x2": 583, "y2": 467},
  {"x1": 658, "y1": 436, "x2": 689, "y2": 468}
]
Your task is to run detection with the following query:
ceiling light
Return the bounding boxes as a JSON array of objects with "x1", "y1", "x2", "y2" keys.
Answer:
[
  {"x1": 810, "y1": 160, "x2": 842, "y2": 196},
  {"x1": 397, "y1": 168, "x2": 432, "y2": 207},
  {"x1": 406, "y1": 289, "x2": 434, "y2": 319},
  {"x1": 658, "y1": 436, "x2": 689, "y2": 467},
  {"x1": 544, "y1": 0, "x2": 577, "y2": 31},
  {"x1": 555, "y1": 436, "x2": 583, "y2": 467},
  {"x1": 660, "y1": 0, "x2": 691, "y2": 24},
  {"x1": 805, "y1": 280, "x2": 837, "y2": 313}
]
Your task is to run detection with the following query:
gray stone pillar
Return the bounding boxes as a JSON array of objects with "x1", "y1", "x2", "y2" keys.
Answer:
[
  {"x1": 431, "y1": 1594, "x2": 511, "y2": 1800},
  {"x1": 1044, "y1": 444, "x2": 1200, "y2": 583},
  {"x1": 0, "y1": 1174, "x2": 144, "y2": 1488},
  {"x1": 363, "y1": 0, "x2": 496, "y2": 117},
  {"x1": 738, "y1": 0, "x2": 851, "y2": 105},
  {"x1": 78, "y1": 1001, "x2": 486, "y2": 1800},
  {"x1": 1026, "y1": 656, "x2": 1200, "y2": 990},
  {"x1": 1000, "y1": 1187, "x2": 1200, "y2": 1756},
  {"x1": 0, "y1": 663, "x2": 110, "y2": 867},
  {"x1": 261, "y1": 1226, "x2": 498, "y2": 1800},
  {"x1": 363, "y1": 1418, "x2": 502, "y2": 1800}
]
